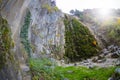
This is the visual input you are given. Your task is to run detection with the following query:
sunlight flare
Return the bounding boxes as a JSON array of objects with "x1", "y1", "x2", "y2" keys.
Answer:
[{"x1": 98, "y1": 9, "x2": 111, "y2": 18}]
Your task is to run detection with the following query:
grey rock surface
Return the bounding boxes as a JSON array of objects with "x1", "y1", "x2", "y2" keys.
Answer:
[
  {"x1": 29, "y1": 0, "x2": 65, "y2": 59},
  {"x1": 0, "y1": 0, "x2": 65, "y2": 80}
]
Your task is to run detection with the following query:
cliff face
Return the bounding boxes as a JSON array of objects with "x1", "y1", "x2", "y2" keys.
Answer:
[
  {"x1": 29, "y1": 0, "x2": 65, "y2": 59},
  {"x1": 0, "y1": 0, "x2": 65, "y2": 80},
  {"x1": 0, "y1": 0, "x2": 100, "y2": 80}
]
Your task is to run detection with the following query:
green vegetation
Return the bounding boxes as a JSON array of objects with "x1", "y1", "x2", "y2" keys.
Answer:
[
  {"x1": 106, "y1": 23, "x2": 120, "y2": 45},
  {"x1": 56, "y1": 66, "x2": 117, "y2": 80},
  {"x1": 29, "y1": 58, "x2": 117, "y2": 80},
  {"x1": 70, "y1": 9, "x2": 120, "y2": 46},
  {"x1": 20, "y1": 11, "x2": 31, "y2": 57},
  {"x1": 49, "y1": 44, "x2": 63, "y2": 59},
  {"x1": 0, "y1": 0, "x2": 2, "y2": 3},
  {"x1": 29, "y1": 58, "x2": 64, "y2": 80},
  {"x1": 42, "y1": 4, "x2": 59, "y2": 13},
  {"x1": 64, "y1": 15, "x2": 100, "y2": 62},
  {"x1": 0, "y1": 16, "x2": 12, "y2": 69},
  {"x1": 97, "y1": 17, "x2": 120, "y2": 46},
  {"x1": 53, "y1": 6, "x2": 59, "y2": 11}
]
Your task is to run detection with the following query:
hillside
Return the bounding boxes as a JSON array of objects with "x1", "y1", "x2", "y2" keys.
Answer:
[
  {"x1": 70, "y1": 9, "x2": 120, "y2": 47},
  {"x1": 64, "y1": 15, "x2": 100, "y2": 62},
  {"x1": 0, "y1": 0, "x2": 120, "y2": 80}
]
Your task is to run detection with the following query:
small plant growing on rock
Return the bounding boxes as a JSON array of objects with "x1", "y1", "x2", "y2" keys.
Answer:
[
  {"x1": 42, "y1": 3, "x2": 59, "y2": 13},
  {"x1": 20, "y1": 10, "x2": 32, "y2": 57}
]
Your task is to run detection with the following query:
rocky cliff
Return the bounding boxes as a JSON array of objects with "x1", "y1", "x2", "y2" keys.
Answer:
[
  {"x1": 0, "y1": 0, "x2": 101, "y2": 80},
  {"x1": 0, "y1": 0, "x2": 64, "y2": 80}
]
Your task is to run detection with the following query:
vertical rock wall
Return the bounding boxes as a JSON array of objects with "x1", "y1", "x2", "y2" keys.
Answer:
[
  {"x1": 0, "y1": 0, "x2": 65, "y2": 80},
  {"x1": 29, "y1": 0, "x2": 65, "y2": 59},
  {"x1": 0, "y1": 0, "x2": 31, "y2": 80}
]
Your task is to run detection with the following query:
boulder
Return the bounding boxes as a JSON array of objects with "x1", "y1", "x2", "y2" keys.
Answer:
[
  {"x1": 92, "y1": 57, "x2": 98, "y2": 62},
  {"x1": 108, "y1": 77, "x2": 114, "y2": 80},
  {"x1": 64, "y1": 78, "x2": 69, "y2": 80},
  {"x1": 88, "y1": 65, "x2": 95, "y2": 69},
  {"x1": 113, "y1": 46, "x2": 119, "y2": 51},
  {"x1": 98, "y1": 55, "x2": 105, "y2": 60},
  {"x1": 102, "y1": 48, "x2": 110, "y2": 55},
  {"x1": 115, "y1": 68, "x2": 120, "y2": 75},
  {"x1": 109, "y1": 68, "x2": 120, "y2": 80},
  {"x1": 97, "y1": 58, "x2": 106, "y2": 63},
  {"x1": 92, "y1": 56, "x2": 106, "y2": 63},
  {"x1": 108, "y1": 45, "x2": 114, "y2": 50},
  {"x1": 20, "y1": 65, "x2": 30, "y2": 72},
  {"x1": 67, "y1": 70, "x2": 74, "y2": 74},
  {"x1": 111, "y1": 52, "x2": 119, "y2": 58},
  {"x1": 115, "y1": 60, "x2": 120, "y2": 66}
]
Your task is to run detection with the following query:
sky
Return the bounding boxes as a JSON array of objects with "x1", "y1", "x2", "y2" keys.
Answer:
[{"x1": 56, "y1": 0, "x2": 120, "y2": 13}]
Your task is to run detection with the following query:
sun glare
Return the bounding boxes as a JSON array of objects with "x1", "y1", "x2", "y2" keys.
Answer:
[
  {"x1": 98, "y1": 9, "x2": 111, "y2": 17},
  {"x1": 56, "y1": 0, "x2": 119, "y2": 14}
]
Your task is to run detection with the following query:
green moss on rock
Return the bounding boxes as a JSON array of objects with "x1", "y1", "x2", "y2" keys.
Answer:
[
  {"x1": 64, "y1": 15, "x2": 100, "y2": 62},
  {"x1": 0, "y1": 16, "x2": 12, "y2": 69},
  {"x1": 42, "y1": 3, "x2": 59, "y2": 13},
  {"x1": 0, "y1": 0, "x2": 2, "y2": 3}
]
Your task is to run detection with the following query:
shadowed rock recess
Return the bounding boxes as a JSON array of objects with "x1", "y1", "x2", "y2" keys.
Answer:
[{"x1": 0, "y1": 0, "x2": 102, "y2": 80}]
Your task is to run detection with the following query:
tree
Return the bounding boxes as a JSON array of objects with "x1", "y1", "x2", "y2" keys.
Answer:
[{"x1": 70, "y1": 10, "x2": 74, "y2": 15}]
